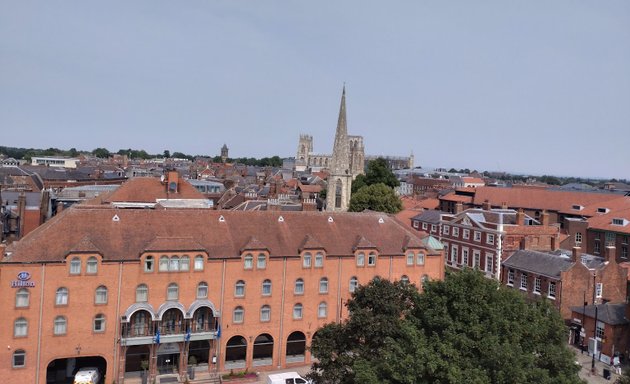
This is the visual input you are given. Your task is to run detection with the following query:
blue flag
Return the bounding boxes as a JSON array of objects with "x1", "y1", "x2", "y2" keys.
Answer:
[
  {"x1": 185, "y1": 328, "x2": 191, "y2": 342},
  {"x1": 216, "y1": 325, "x2": 221, "y2": 339},
  {"x1": 154, "y1": 328, "x2": 160, "y2": 345}
]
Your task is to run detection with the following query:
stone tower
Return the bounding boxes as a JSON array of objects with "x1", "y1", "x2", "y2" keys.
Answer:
[
  {"x1": 295, "y1": 134, "x2": 313, "y2": 171},
  {"x1": 348, "y1": 135, "x2": 365, "y2": 178},
  {"x1": 326, "y1": 86, "x2": 353, "y2": 212},
  {"x1": 221, "y1": 144, "x2": 229, "y2": 163}
]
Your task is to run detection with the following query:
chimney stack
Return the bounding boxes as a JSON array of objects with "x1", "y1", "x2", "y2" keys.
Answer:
[
  {"x1": 501, "y1": 201, "x2": 508, "y2": 210},
  {"x1": 604, "y1": 245, "x2": 616, "y2": 263},
  {"x1": 56, "y1": 201, "x2": 64, "y2": 215},
  {"x1": 541, "y1": 210, "x2": 549, "y2": 226},
  {"x1": 455, "y1": 202, "x2": 463, "y2": 214},
  {"x1": 571, "y1": 246, "x2": 580, "y2": 263},
  {"x1": 516, "y1": 209, "x2": 525, "y2": 226},
  {"x1": 483, "y1": 200, "x2": 491, "y2": 210}
]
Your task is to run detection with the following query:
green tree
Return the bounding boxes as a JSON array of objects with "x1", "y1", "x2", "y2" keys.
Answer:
[
  {"x1": 363, "y1": 158, "x2": 400, "y2": 189},
  {"x1": 163, "y1": 150, "x2": 171, "y2": 158},
  {"x1": 348, "y1": 183, "x2": 402, "y2": 214},
  {"x1": 616, "y1": 369, "x2": 630, "y2": 384},
  {"x1": 91, "y1": 147, "x2": 111, "y2": 158}
]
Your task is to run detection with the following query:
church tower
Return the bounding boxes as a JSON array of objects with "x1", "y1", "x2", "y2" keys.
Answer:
[{"x1": 326, "y1": 86, "x2": 353, "y2": 212}]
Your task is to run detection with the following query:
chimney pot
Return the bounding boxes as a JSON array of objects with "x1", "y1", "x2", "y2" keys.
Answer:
[
  {"x1": 572, "y1": 246, "x2": 580, "y2": 263},
  {"x1": 605, "y1": 245, "x2": 616, "y2": 262}
]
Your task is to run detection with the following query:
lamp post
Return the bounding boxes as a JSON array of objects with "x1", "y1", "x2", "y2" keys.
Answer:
[{"x1": 591, "y1": 305, "x2": 599, "y2": 373}]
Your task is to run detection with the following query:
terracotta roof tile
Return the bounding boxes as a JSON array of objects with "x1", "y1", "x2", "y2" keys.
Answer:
[
  {"x1": 144, "y1": 237, "x2": 206, "y2": 252},
  {"x1": 68, "y1": 236, "x2": 101, "y2": 255},
  {"x1": 240, "y1": 236, "x2": 268, "y2": 252},
  {"x1": 298, "y1": 234, "x2": 325, "y2": 251},
  {"x1": 104, "y1": 177, "x2": 206, "y2": 203},
  {"x1": 353, "y1": 235, "x2": 377, "y2": 251}
]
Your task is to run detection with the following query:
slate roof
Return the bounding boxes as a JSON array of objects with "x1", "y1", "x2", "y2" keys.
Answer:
[
  {"x1": 502, "y1": 250, "x2": 575, "y2": 278},
  {"x1": 411, "y1": 210, "x2": 444, "y2": 224},
  {"x1": 4, "y1": 208, "x2": 433, "y2": 263},
  {"x1": 571, "y1": 303, "x2": 630, "y2": 326}
]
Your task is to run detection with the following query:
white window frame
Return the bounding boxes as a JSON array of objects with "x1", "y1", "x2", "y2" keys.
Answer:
[
  {"x1": 56, "y1": 287, "x2": 68, "y2": 306},
  {"x1": 15, "y1": 289, "x2": 29, "y2": 308},
  {"x1": 575, "y1": 232, "x2": 582, "y2": 244},
  {"x1": 349, "y1": 277, "x2": 358, "y2": 293},
  {"x1": 197, "y1": 282, "x2": 208, "y2": 299},
  {"x1": 356, "y1": 252, "x2": 365, "y2": 266},
  {"x1": 260, "y1": 305, "x2": 271, "y2": 322},
  {"x1": 244, "y1": 254, "x2": 253, "y2": 270},
  {"x1": 257, "y1": 253, "x2": 266, "y2": 269},
  {"x1": 318, "y1": 302, "x2": 327, "y2": 318},
  {"x1": 95, "y1": 286, "x2": 108, "y2": 304},
  {"x1": 180, "y1": 255, "x2": 190, "y2": 271},
  {"x1": 86, "y1": 256, "x2": 98, "y2": 274},
  {"x1": 14, "y1": 318, "x2": 27, "y2": 337},
  {"x1": 159, "y1": 256, "x2": 169, "y2": 271},
  {"x1": 422, "y1": 223, "x2": 428, "y2": 230},
  {"x1": 233, "y1": 307, "x2": 244, "y2": 323},
  {"x1": 12, "y1": 350, "x2": 25, "y2": 368},
  {"x1": 487, "y1": 233, "x2": 495, "y2": 245},
  {"x1": 534, "y1": 277, "x2": 541, "y2": 294},
  {"x1": 451, "y1": 245, "x2": 458, "y2": 263},
  {"x1": 431, "y1": 224, "x2": 437, "y2": 232},
  {"x1": 416, "y1": 252, "x2": 425, "y2": 266},
  {"x1": 443, "y1": 225, "x2": 450, "y2": 235},
  {"x1": 54, "y1": 316, "x2": 67, "y2": 335},
  {"x1": 474, "y1": 231, "x2": 481, "y2": 242},
  {"x1": 294, "y1": 278, "x2": 304, "y2": 295},
  {"x1": 548, "y1": 281, "x2": 557, "y2": 299},
  {"x1": 520, "y1": 273, "x2": 528, "y2": 290},
  {"x1": 462, "y1": 248, "x2": 469, "y2": 266},
  {"x1": 167, "y1": 283, "x2": 179, "y2": 301},
  {"x1": 194, "y1": 255, "x2": 204, "y2": 271},
  {"x1": 463, "y1": 229, "x2": 470, "y2": 240},
  {"x1": 70, "y1": 257, "x2": 81, "y2": 275},
  {"x1": 473, "y1": 251, "x2": 480, "y2": 268},
  {"x1": 406, "y1": 252, "x2": 414, "y2": 266},
  {"x1": 319, "y1": 278, "x2": 328, "y2": 294},
  {"x1": 507, "y1": 270, "x2": 514, "y2": 286},
  {"x1": 596, "y1": 283, "x2": 603, "y2": 298},
  {"x1": 293, "y1": 303, "x2": 303, "y2": 319},
  {"x1": 93, "y1": 314, "x2": 106, "y2": 332},
  {"x1": 452, "y1": 227, "x2": 460, "y2": 237},
  {"x1": 367, "y1": 252, "x2": 376, "y2": 266},
  {"x1": 303, "y1": 252, "x2": 312, "y2": 268},
  {"x1": 485, "y1": 253, "x2": 493, "y2": 273},
  {"x1": 145, "y1": 256, "x2": 155, "y2": 272},
  {"x1": 136, "y1": 284, "x2": 148, "y2": 302},
  {"x1": 262, "y1": 279, "x2": 272, "y2": 296},
  {"x1": 235, "y1": 280, "x2": 245, "y2": 297},
  {"x1": 315, "y1": 252, "x2": 324, "y2": 268}
]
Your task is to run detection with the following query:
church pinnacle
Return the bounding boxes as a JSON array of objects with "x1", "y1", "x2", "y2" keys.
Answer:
[{"x1": 326, "y1": 85, "x2": 353, "y2": 212}]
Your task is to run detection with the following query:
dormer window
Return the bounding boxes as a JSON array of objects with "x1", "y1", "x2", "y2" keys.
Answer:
[
  {"x1": 314, "y1": 252, "x2": 324, "y2": 268},
  {"x1": 367, "y1": 252, "x2": 377, "y2": 266},
  {"x1": 244, "y1": 254, "x2": 253, "y2": 269},
  {"x1": 70, "y1": 257, "x2": 81, "y2": 275},
  {"x1": 145, "y1": 256, "x2": 154, "y2": 272},
  {"x1": 303, "y1": 252, "x2": 312, "y2": 268},
  {"x1": 572, "y1": 205, "x2": 584, "y2": 211},
  {"x1": 356, "y1": 252, "x2": 365, "y2": 266},
  {"x1": 597, "y1": 207, "x2": 609, "y2": 214},
  {"x1": 612, "y1": 218, "x2": 628, "y2": 226}
]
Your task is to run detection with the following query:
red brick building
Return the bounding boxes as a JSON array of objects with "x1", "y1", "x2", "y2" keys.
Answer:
[{"x1": 0, "y1": 178, "x2": 443, "y2": 383}]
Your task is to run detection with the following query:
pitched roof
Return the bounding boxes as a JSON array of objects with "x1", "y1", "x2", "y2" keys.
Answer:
[
  {"x1": 68, "y1": 236, "x2": 101, "y2": 254},
  {"x1": 571, "y1": 303, "x2": 629, "y2": 326},
  {"x1": 410, "y1": 210, "x2": 444, "y2": 224},
  {"x1": 103, "y1": 177, "x2": 206, "y2": 203},
  {"x1": 4, "y1": 208, "x2": 432, "y2": 262},
  {"x1": 502, "y1": 250, "x2": 575, "y2": 278},
  {"x1": 144, "y1": 237, "x2": 205, "y2": 252},
  {"x1": 298, "y1": 234, "x2": 325, "y2": 251}
]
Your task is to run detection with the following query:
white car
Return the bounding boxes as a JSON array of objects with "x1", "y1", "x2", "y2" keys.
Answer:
[
  {"x1": 73, "y1": 367, "x2": 101, "y2": 384},
  {"x1": 266, "y1": 371, "x2": 311, "y2": 384}
]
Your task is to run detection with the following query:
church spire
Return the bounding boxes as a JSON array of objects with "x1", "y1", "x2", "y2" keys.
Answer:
[{"x1": 326, "y1": 85, "x2": 353, "y2": 212}]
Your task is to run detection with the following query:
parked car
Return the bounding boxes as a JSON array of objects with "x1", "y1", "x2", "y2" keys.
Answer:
[
  {"x1": 73, "y1": 367, "x2": 101, "y2": 384},
  {"x1": 266, "y1": 371, "x2": 310, "y2": 384}
]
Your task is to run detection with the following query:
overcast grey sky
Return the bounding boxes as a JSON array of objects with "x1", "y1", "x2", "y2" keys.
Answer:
[{"x1": 1, "y1": 1, "x2": 629, "y2": 179}]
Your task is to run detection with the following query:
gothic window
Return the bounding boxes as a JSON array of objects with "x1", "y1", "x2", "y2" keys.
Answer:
[{"x1": 335, "y1": 179, "x2": 342, "y2": 208}]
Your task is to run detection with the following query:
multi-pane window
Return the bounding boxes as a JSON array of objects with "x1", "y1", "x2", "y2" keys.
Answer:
[
  {"x1": 473, "y1": 251, "x2": 480, "y2": 268},
  {"x1": 180, "y1": 256, "x2": 190, "y2": 271},
  {"x1": 452, "y1": 227, "x2": 460, "y2": 237},
  {"x1": 54, "y1": 316, "x2": 67, "y2": 335},
  {"x1": 422, "y1": 223, "x2": 428, "y2": 230},
  {"x1": 314, "y1": 252, "x2": 324, "y2": 267},
  {"x1": 368, "y1": 252, "x2": 376, "y2": 266},
  {"x1": 194, "y1": 255, "x2": 204, "y2": 270},
  {"x1": 56, "y1": 287, "x2": 68, "y2": 305},
  {"x1": 257, "y1": 253, "x2": 266, "y2": 269},
  {"x1": 14, "y1": 318, "x2": 27, "y2": 337},
  {"x1": 294, "y1": 278, "x2": 304, "y2": 295},
  {"x1": 170, "y1": 256, "x2": 180, "y2": 271},
  {"x1": 520, "y1": 274, "x2": 528, "y2": 290},
  {"x1": 144, "y1": 256, "x2": 154, "y2": 272},
  {"x1": 487, "y1": 234, "x2": 495, "y2": 245},
  {"x1": 474, "y1": 231, "x2": 481, "y2": 242},
  {"x1": 15, "y1": 289, "x2": 29, "y2": 308},
  {"x1": 451, "y1": 245, "x2": 458, "y2": 263},
  {"x1": 606, "y1": 232, "x2": 616, "y2": 246},
  {"x1": 596, "y1": 283, "x2": 603, "y2": 298},
  {"x1": 93, "y1": 314, "x2": 105, "y2": 332},
  {"x1": 431, "y1": 224, "x2": 437, "y2": 232},
  {"x1": 233, "y1": 307, "x2": 244, "y2": 323},
  {"x1": 463, "y1": 229, "x2": 470, "y2": 240},
  {"x1": 356, "y1": 252, "x2": 365, "y2": 266},
  {"x1": 167, "y1": 283, "x2": 179, "y2": 301},
  {"x1": 159, "y1": 256, "x2": 169, "y2": 271},
  {"x1": 623, "y1": 247, "x2": 629, "y2": 259},
  {"x1": 293, "y1": 303, "x2": 303, "y2": 319},
  {"x1": 349, "y1": 277, "x2": 358, "y2": 293},
  {"x1": 406, "y1": 252, "x2": 414, "y2": 266},
  {"x1": 534, "y1": 277, "x2": 541, "y2": 294},
  {"x1": 318, "y1": 302, "x2": 327, "y2": 318},
  {"x1": 70, "y1": 257, "x2": 81, "y2": 274},
  {"x1": 244, "y1": 254, "x2": 253, "y2": 269},
  {"x1": 197, "y1": 282, "x2": 208, "y2": 299},
  {"x1": 443, "y1": 225, "x2": 450, "y2": 235},
  {"x1": 485, "y1": 254, "x2": 493, "y2": 273},
  {"x1": 260, "y1": 305, "x2": 271, "y2": 322},
  {"x1": 575, "y1": 232, "x2": 582, "y2": 244},
  {"x1": 507, "y1": 270, "x2": 514, "y2": 286},
  {"x1": 235, "y1": 280, "x2": 245, "y2": 297},
  {"x1": 416, "y1": 253, "x2": 425, "y2": 265},
  {"x1": 548, "y1": 281, "x2": 557, "y2": 299},
  {"x1": 462, "y1": 249, "x2": 469, "y2": 266},
  {"x1": 95, "y1": 286, "x2": 108, "y2": 304},
  {"x1": 594, "y1": 242, "x2": 601, "y2": 254},
  {"x1": 12, "y1": 350, "x2": 25, "y2": 368},
  {"x1": 319, "y1": 278, "x2": 329, "y2": 294},
  {"x1": 136, "y1": 284, "x2": 148, "y2": 302},
  {"x1": 262, "y1": 279, "x2": 272, "y2": 296},
  {"x1": 86, "y1": 257, "x2": 98, "y2": 274},
  {"x1": 303, "y1": 253, "x2": 312, "y2": 268},
  {"x1": 596, "y1": 321, "x2": 605, "y2": 340}
]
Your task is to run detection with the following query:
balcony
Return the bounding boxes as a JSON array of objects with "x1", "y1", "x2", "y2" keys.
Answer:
[{"x1": 120, "y1": 321, "x2": 218, "y2": 346}]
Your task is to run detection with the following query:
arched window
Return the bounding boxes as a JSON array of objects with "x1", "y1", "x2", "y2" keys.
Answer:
[
  {"x1": 93, "y1": 314, "x2": 106, "y2": 332},
  {"x1": 262, "y1": 279, "x2": 272, "y2": 296},
  {"x1": 368, "y1": 252, "x2": 377, "y2": 266},
  {"x1": 56, "y1": 287, "x2": 68, "y2": 305},
  {"x1": 136, "y1": 284, "x2": 148, "y2": 302},
  {"x1": 194, "y1": 255, "x2": 204, "y2": 271},
  {"x1": 197, "y1": 282, "x2": 208, "y2": 299},
  {"x1": 14, "y1": 318, "x2": 27, "y2": 337},
  {"x1": 319, "y1": 278, "x2": 329, "y2": 294},
  {"x1": 303, "y1": 252, "x2": 312, "y2": 268},
  {"x1": 349, "y1": 277, "x2": 358, "y2": 293},
  {"x1": 293, "y1": 303, "x2": 303, "y2": 319},
  {"x1": 54, "y1": 316, "x2": 67, "y2": 335},
  {"x1": 180, "y1": 255, "x2": 190, "y2": 271},
  {"x1": 95, "y1": 285, "x2": 108, "y2": 304},
  {"x1": 70, "y1": 257, "x2": 81, "y2": 274},
  {"x1": 257, "y1": 253, "x2": 266, "y2": 269},
  {"x1": 417, "y1": 253, "x2": 425, "y2": 265},
  {"x1": 356, "y1": 252, "x2": 365, "y2": 266},
  {"x1": 170, "y1": 256, "x2": 180, "y2": 271},
  {"x1": 315, "y1": 252, "x2": 324, "y2": 267},
  {"x1": 167, "y1": 283, "x2": 179, "y2": 300},
  {"x1": 86, "y1": 256, "x2": 98, "y2": 274},
  {"x1": 15, "y1": 288, "x2": 29, "y2": 308},
  {"x1": 12, "y1": 350, "x2": 25, "y2": 368},
  {"x1": 144, "y1": 255, "x2": 154, "y2": 272},
  {"x1": 235, "y1": 280, "x2": 245, "y2": 297},
  {"x1": 294, "y1": 278, "x2": 304, "y2": 295},
  {"x1": 244, "y1": 254, "x2": 253, "y2": 269},
  {"x1": 406, "y1": 251, "x2": 414, "y2": 266},
  {"x1": 159, "y1": 256, "x2": 169, "y2": 271},
  {"x1": 318, "y1": 302, "x2": 327, "y2": 318},
  {"x1": 260, "y1": 305, "x2": 271, "y2": 322},
  {"x1": 401, "y1": 275, "x2": 410, "y2": 284},
  {"x1": 233, "y1": 306, "x2": 244, "y2": 323}
]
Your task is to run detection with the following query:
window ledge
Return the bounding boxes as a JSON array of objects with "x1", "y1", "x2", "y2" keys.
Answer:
[
  {"x1": 548, "y1": 296, "x2": 556, "y2": 300},
  {"x1": 533, "y1": 291, "x2": 541, "y2": 295},
  {"x1": 507, "y1": 283, "x2": 513, "y2": 287},
  {"x1": 519, "y1": 287, "x2": 528, "y2": 291}
]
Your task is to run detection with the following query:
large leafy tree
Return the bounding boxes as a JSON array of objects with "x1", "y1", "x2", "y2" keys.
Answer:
[
  {"x1": 352, "y1": 158, "x2": 400, "y2": 193},
  {"x1": 308, "y1": 269, "x2": 583, "y2": 384},
  {"x1": 348, "y1": 183, "x2": 402, "y2": 214}
]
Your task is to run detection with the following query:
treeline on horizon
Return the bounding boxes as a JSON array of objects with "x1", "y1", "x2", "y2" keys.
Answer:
[{"x1": 0, "y1": 146, "x2": 283, "y2": 167}]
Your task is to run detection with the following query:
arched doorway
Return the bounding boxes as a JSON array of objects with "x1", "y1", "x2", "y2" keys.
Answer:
[
  {"x1": 46, "y1": 356, "x2": 107, "y2": 384},
  {"x1": 161, "y1": 308, "x2": 184, "y2": 335},
  {"x1": 125, "y1": 345, "x2": 150, "y2": 379},
  {"x1": 286, "y1": 331, "x2": 306, "y2": 363},
  {"x1": 252, "y1": 333, "x2": 274, "y2": 367},
  {"x1": 127, "y1": 309, "x2": 152, "y2": 337},
  {"x1": 192, "y1": 306, "x2": 215, "y2": 333},
  {"x1": 225, "y1": 335, "x2": 247, "y2": 370}
]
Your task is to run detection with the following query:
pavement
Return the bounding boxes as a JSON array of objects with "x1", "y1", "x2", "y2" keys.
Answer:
[{"x1": 573, "y1": 346, "x2": 623, "y2": 383}]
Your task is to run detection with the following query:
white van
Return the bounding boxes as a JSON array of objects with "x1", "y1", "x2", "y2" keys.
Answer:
[
  {"x1": 73, "y1": 367, "x2": 101, "y2": 384},
  {"x1": 266, "y1": 371, "x2": 310, "y2": 384}
]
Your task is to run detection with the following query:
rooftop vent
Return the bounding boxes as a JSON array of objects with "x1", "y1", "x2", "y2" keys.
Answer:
[
  {"x1": 112, "y1": 214, "x2": 120, "y2": 222},
  {"x1": 278, "y1": 216, "x2": 284, "y2": 222},
  {"x1": 328, "y1": 216, "x2": 334, "y2": 223},
  {"x1": 218, "y1": 215, "x2": 225, "y2": 222}
]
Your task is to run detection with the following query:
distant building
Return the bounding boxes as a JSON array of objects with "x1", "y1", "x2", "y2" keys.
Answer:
[
  {"x1": 30, "y1": 156, "x2": 80, "y2": 168},
  {"x1": 221, "y1": 144, "x2": 229, "y2": 163}
]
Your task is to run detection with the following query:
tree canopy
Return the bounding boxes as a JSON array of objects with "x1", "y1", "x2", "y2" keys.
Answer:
[
  {"x1": 348, "y1": 183, "x2": 402, "y2": 214},
  {"x1": 352, "y1": 158, "x2": 400, "y2": 193},
  {"x1": 308, "y1": 269, "x2": 582, "y2": 384}
]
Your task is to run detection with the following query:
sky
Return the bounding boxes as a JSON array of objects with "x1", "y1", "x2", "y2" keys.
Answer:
[{"x1": 1, "y1": 1, "x2": 629, "y2": 180}]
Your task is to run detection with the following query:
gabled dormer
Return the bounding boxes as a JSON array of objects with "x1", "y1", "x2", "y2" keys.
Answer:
[
  {"x1": 298, "y1": 234, "x2": 326, "y2": 268},
  {"x1": 240, "y1": 236, "x2": 269, "y2": 270},
  {"x1": 353, "y1": 235, "x2": 378, "y2": 267}
]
